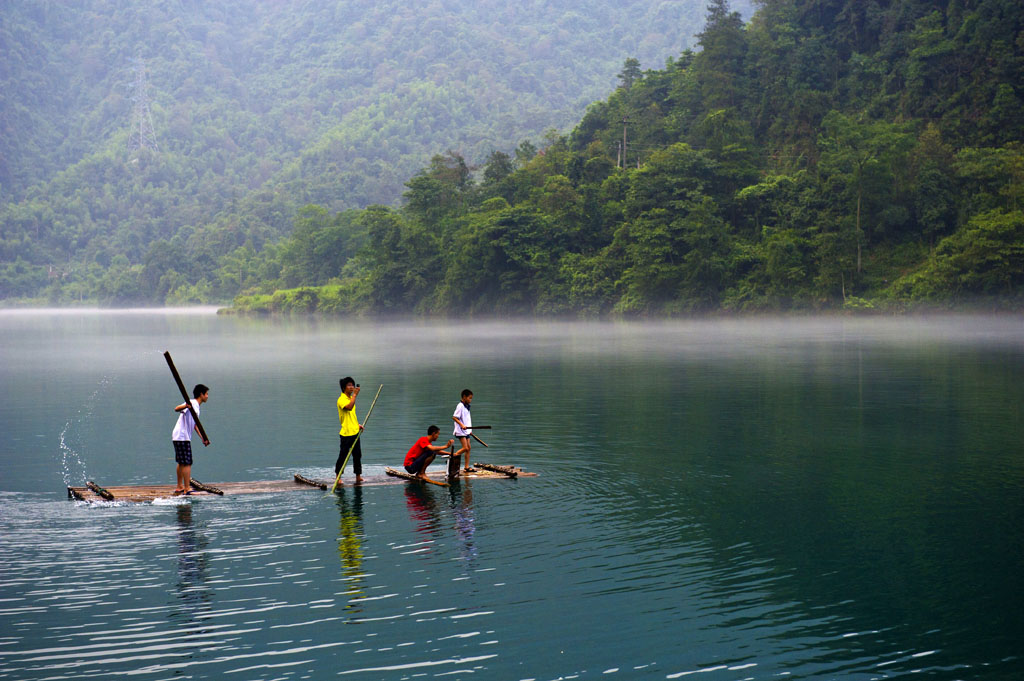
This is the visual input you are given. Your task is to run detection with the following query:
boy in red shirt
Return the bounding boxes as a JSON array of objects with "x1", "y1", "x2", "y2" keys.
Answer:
[{"x1": 404, "y1": 425, "x2": 454, "y2": 479}]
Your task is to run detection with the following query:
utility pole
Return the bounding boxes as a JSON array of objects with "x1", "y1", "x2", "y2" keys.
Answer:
[
  {"x1": 127, "y1": 56, "x2": 159, "y2": 155},
  {"x1": 621, "y1": 116, "x2": 630, "y2": 169}
]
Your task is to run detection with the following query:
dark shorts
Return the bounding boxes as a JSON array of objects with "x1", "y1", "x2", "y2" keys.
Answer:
[
  {"x1": 405, "y1": 449, "x2": 432, "y2": 475},
  {"x1": 174, "y1": 440, "x2": 193, "y2": 466}
]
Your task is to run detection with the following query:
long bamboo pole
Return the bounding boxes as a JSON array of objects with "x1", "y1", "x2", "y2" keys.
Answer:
[{"x1": 330, "y1": 384, "x2": 382, "y2": 493}]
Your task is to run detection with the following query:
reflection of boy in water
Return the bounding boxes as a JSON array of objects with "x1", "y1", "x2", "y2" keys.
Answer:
[
  {"x1": 335, "y1": 487, "x2": 365, "y2": 608},
  {"x1": 451, "y1": 485, "x2": 478, "y2": 565},
  {"x1": 404, "y1": 425, "x2": 454, "y2": 479},
  {"x1": 174, "y1": 504, "x2": 209, "y2": 617}
]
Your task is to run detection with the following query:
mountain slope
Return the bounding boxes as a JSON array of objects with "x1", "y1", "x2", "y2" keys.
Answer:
[{"x1": 1, "y1": 0, "x2": 755, "y2": 304}]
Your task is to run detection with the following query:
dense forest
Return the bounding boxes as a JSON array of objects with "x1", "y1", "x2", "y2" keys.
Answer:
[
  {"x1": 230, "y1": 0, "x2": 1024, "y2": 315},
  {"x1": 0, "y1": 0, "x2": 751, "y2": 304},
  {"x1": 3, "y1": 0, "x2": 1023, "y2": 313}
]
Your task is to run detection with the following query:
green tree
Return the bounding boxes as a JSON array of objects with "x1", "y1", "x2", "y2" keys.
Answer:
[
  {"x1": 617, "y1": 57, "x2": 642, "y2": 90},
  {"x1": 403, "y1": 152, "x2": 473, "y2": 224},
  {"x1": 818, "y1": 112, "x2": 914, "y2": 274},
  {"x1": 695, "y1": 0, "x2": 748, "y2": 109},
  {"x1": 894, "y1": 209, "x2": 1024, "y2": 299}
]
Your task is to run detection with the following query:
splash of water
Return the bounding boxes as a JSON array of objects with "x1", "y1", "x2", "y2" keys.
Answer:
[
  {"x1": 58, "y1": 376, "x2": 115, "y2": 486},
  {"x1": 58, "y1": 424, "x2": 89, "y2": 486}
]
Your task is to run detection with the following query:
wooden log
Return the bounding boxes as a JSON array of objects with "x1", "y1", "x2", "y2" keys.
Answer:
[
  {"x1": 446, "y1": 446, "x2": 461, "y2": 480},
  {"x1": 86, "y1": 481, "x2": 115, "y2": 500},
  {"x1": 475, "y1": 463, "x2": 518, "y2": 478},
  {"x1": 164, "y1": 351, "x2": 210, "y2": 445},
  {"x1": 293, "y1": 473, "x2": 328, "y2": 490},
  {"x1": 385, "y1": 466, "x2": 447, "y2": 487},
  {"x1": 68, "y1": 486, "x2": 86, "y2": 501},
  {"x1": 189, "y1": 477, "x2": 224, "y2": 495}
]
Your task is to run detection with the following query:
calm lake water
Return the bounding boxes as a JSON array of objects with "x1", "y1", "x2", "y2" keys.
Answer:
[{"x1": 1, "y1": 310, "x2": 1022, "y2": 680}]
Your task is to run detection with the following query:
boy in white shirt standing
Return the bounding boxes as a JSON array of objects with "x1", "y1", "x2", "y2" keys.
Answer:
[
  {"x1": 452, "y1": 389, "x2": 473, "y2": 473},
  {"x1": 172, "y1": 384, "x2": 210, "y2": 495}
]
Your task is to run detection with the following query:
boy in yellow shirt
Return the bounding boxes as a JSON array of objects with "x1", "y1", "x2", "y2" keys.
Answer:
[{"x1": 336, "y1": 377, "x2": 364, "y2": 483}]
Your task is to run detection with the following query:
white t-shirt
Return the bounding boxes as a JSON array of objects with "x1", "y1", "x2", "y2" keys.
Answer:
[
  {"x1": 172, "y1": 399, "x2": 201, "y2": 441},
  {"x1": 453, "y1": 401, "x2": 471, "y2": 437}
]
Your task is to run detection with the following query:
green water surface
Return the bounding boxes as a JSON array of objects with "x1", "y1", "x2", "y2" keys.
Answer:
[{"x1": 0, "y1": 311, "x2": 1021, "y2": 680}]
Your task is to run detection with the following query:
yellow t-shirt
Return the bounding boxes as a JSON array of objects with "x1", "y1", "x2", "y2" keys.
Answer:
[{"x1": 338, "y1": 392, "x2": 359, "y2": 436}]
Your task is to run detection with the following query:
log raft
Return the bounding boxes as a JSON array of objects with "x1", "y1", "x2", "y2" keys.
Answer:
[
  {"x1": 67, "y1": 465, "x2": 536, "y2": 503},
  {"x1": 67, "y1": 479, "x2": 322, "y2": 503}
]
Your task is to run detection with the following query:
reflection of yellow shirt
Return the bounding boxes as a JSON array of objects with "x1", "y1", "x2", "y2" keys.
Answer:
[{"x1": 338, "y1": 393, "x2": 359, "y2": 436}]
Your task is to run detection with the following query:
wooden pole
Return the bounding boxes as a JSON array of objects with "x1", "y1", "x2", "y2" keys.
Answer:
[
  {"x1": 330, "y1": 384, "x2": 382, "y2": 493},
  {"x1": 189, "y1": 478, "x2": 223, "y2": 495},
  {"x1": 87, "y1": 481, "x2": 115, "y2": 500},
  {"x1": 164, "y1": 351, "x2": 209, "y2": 444},
  {"x1": 474, "y1": 462, "x2": 518, "y2": 478},
  {"x1": 385, "y1": 467, "x2": 447, "y2": 487},
  {"x1": 446, "y1": 443, "x2": 460, "y2": 479},
  {"x1": 471, "y1": 432, "x2": 489, "y2": 447},
  {"x1": 294, "y1": 473, "x2": 328, "y2": 490}
]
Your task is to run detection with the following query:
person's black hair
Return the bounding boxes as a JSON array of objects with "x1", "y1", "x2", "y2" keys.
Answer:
[
  {"x1": 427, "y1": 425, "x2": 440, "y2": 435},
  {"x1": 193, "y1": 384, "x2": 209, "y2": 398},
  {"x1": 340, "y1": 376, "x2": 355, "y2": 390},
  {"x1": 461, "y1": 389, "x2": 473, "y2": 399}
]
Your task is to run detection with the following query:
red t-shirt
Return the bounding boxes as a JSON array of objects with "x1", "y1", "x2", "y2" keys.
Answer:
[{"x1": 404, "y1": 436, "x2": 432, "y2": 466}]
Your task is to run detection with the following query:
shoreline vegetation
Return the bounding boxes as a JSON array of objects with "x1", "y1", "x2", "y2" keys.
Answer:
[
  {"x1": 3, "y1": 1, "x2": 1022, "y2": 314},
  {"x1": 222, "y1": 286, "x2": 1024, "y2": 317},
  {"x1": 0, "y1": 301, "x2": 1022, "y2": 319}
]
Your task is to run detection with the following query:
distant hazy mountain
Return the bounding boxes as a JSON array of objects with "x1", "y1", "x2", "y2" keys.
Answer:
[{"x1": 0, "y1": 0, "x2": 752, "y2": 289}]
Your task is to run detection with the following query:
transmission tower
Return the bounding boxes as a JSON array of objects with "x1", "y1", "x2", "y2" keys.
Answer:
[{"x1": 127, "y1": 57, "x2": 159, "y2": 154}]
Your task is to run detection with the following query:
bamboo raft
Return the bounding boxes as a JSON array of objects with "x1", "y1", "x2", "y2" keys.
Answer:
[
  {"x1": 67, "y1": 465, "x2": 535, "y2": 503},
  {"x1": 385, "y1": 461, "x2": 536, "y2": 486},
  {"x1": 68, "y1": 478, "x2": 312, "y2": 503}
]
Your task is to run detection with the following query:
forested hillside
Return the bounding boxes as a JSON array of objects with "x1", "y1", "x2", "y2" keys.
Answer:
[
  {"x1": 1, "y1": 0, "x2": 749, "y2": 303},
  {"x1": 4, "y1": 0, "x2": 1022, "y2": 312},
  {"x1": 229, "y1": 0, "x2": 1024, "y2": 315}
]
